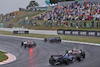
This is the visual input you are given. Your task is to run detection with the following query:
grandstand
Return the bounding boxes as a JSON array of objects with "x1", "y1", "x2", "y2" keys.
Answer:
[
  {"x1": 0, "y1": 0, "x2": 100, "y2": 30},
  {"x1": 35, "y1": 1, "x2": 100, "y2": 21}
]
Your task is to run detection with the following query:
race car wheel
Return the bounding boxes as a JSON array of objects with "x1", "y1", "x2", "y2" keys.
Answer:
[
  {"x1": 55, "y1": 40, "x2": 59, "y2": 43},
  {"x1": 55, "y1": 39, "x2": 58, "y2": 43},
  {"x1": 70, "y1": 57, "x2": 74, "y2": 62},
  {"x1": 59, "y1": 39, "x2": 61, "y2": 42},
  {"x1": 49, "y1": 57, "x2": 56, "y2": 65},
  {"x1": 44, "y1": 38, "x2": 47, "y2": 42},
  {"x1": 76, "y1": 54, "x2": 81, "y2": 61},
  {"x1": 33, "y1": 43, "x2": 36, "y2": 46},
  {"x1": 81, "y1": 51, "x2": 85, "y2": 58},
  {"x1": 50, "y1": 40, "x2": 53, "y2": 43},
  {"x1": 63, "y1": 58, "x2": 69, "y2": 65},
  {"x1": 21, "y1": 42, "x2": 23, "y2": 47},
  {"x1": 24, "y1": 46, "x2": 27, "y2": 49}
]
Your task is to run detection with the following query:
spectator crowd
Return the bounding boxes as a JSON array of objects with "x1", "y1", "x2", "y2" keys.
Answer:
[
  {"x1": 1, "y1": 1, "x2": 100, "y2": 28},
  {"x1": 0, "y1": 12, "x2": 18, "y2": 23},
  {"x1": 34, "y1": 1, "x2": 100, "y2": 20},
  {"x1": 18, "y1": 1, "x2": 100, "y2": 28}
]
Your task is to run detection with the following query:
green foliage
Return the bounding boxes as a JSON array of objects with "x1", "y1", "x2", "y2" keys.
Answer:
[
  {"x1": 0, "y1": 55, "x2": 8, "y2": 62},
  {"x1": 0, "y1": 51, "x2": 8, "y2": 62},
  {"x1": 27, "y1": 0, "x2": 39, "y2": 9}
]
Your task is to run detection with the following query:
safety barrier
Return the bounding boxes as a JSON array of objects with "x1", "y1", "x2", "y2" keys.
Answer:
[
  {"x1": 13, "y1": 31, "x2": 29, "y2": 34},
  {"x1": 57, "y1": 29, "x2": 100, "y2": 37}
]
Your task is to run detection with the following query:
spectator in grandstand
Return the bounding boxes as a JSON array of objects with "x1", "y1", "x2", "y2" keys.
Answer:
[
  {"x1": 29, "y1": 20, "x2": 33, "y2": 25},
  {"x1": 96, "y1": 21, "x2": 99, "y2": 28},
  {"x1": 84, "y1": 21, "x2": 86, "y2": 27},
  {"x1": 79, "y1": 20, "x2": 82, "y2": 27},
  {"x1": 33, "y1": 1, "x2": 100, "y2": 21},
  {"x1": 19, "y1": 1, "x2": 99, "y2": 28},
  {"x1": 70, "y1": 20, "x2": 73, "y2": 27},
  {"x1": 76, "y1": 21, "x2": 79, "y2": 27},
  {"x1": 91, "y1": 21, "x2": 95, "y2": 27},
  {"x1": 99, "y1": 21, "x2": 100, "y2": 25},
  {"x1": 66, "y1": 21, "x2": 68, "y2": 27},
  {"x1": 34, "y1": 21, "x2": 37, "y2": 26},
  {"x1": 99, "y1": 21, "x2": 100, "y2": 27},
  {"x1": 25, "y1": 16, "x2": 28, "y2": 21},
  {"x1": 43, "y1": 21, "x2": 46, "y2": 25},
  {"x1": 15, "y1": 12, "x2": 18, "y2": 15}
]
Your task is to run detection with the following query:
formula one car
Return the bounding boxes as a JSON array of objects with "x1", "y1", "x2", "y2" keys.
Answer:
[
  {"x1": 21, "y1": 40, "x2": 36, "y2": 48},
  {"x1": 44, "y1": 37, "x2": 61, "y2": 43},
  {"x1": 49, "y1": 50, "x2": 84, "y2": 65}
]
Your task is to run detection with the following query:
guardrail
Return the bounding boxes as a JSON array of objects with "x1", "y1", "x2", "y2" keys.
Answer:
[
  {"x1": 0, "y1": 28, "x2": 58, "y2": 35},
  {"x1": 12, "y1": 27, "x2": 28, "y2": 31}
]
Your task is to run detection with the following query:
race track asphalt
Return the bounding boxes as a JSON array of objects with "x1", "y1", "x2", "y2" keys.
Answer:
[{"x1": 0, "y1": 35, "x2": 100, "y2": 67}]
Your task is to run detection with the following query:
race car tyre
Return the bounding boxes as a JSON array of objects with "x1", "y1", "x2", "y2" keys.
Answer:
[
  {"x1": 54, "y1": 39, "x2": 58, "y2": 43},
  {"x1": 63, "y1": 58, "x2": 69, "y2": 65},
  {"x1": 50, "y1": 40, "x2": 53, "y2": 43},
  {"x1": 49, "y1": 57, "x2": 56, "y2": 65},
  {"x1": 44, "y1": 38, "x2": 47, "y2": 42},
  {"x1": 55, "y1": 39, "x2": 58, "y2": 43},
  {"x1": 76, "y1": 54, "x2": 81, "y2": 61},
  {"x1": 55, "y1": 39, "x2": 61, "y2": 43},
  {"x1": 24, "y1": 46, "x2": 27, "y2": 49},
  {"x1": 33, "y1": 43, "x2": 36, "y2": 46},
  {"x1": 59, "y1": 39, "x2": 61, "y2": 42},
  {"x1": 21, "y1": 42, "x2": 23, "y2": 47},
  {"x1": 70, "y1": 57, "x2": 74, "y2": 62},
  {"x1": 81, "y1": 51, "x2": 85, "y2": 58}
]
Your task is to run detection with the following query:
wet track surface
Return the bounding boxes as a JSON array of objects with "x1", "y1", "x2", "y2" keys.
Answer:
[{"x1": 0, "y1": 35, "x2": 100, "y2": 67}]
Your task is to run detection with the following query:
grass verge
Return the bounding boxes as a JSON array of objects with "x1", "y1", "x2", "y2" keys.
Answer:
[
  {"x1": 0, "y1": 51, "x2": 8, "y2": 62},
  {"x1": 0, "y1": 31, "x2": 100, "y2": 44}
]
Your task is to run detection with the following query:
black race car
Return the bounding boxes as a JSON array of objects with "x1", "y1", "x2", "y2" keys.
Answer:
[
  {"x1": 21, "y1": 41, "x2": 36, "y2": 48},
  {"x1": 44, "y1": 37, "x2": 61, "y2": 43}
]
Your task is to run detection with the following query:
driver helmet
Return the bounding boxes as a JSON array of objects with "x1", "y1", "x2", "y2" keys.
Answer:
[
  {"x1": 73, "y1": 47, "x2": 76, "y2": 50},
  {"x1": 64, "y1": 50, "x2": 68, "y2": 54},
  {"x1": 80, "y1": 49, "x2": 82, "y2": 51}
]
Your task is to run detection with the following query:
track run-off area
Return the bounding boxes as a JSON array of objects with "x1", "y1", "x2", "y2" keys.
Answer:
[{"x1": 0, "y1": 35, "x2": 100, "y2": 67}]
